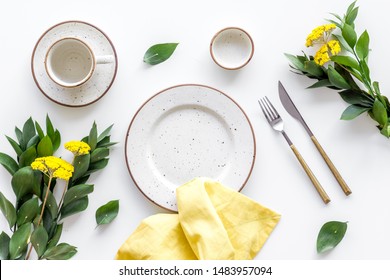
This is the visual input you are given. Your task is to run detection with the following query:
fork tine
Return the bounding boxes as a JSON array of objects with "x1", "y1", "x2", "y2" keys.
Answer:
[
  {"x1": 261, "y1": 97, "x2": 276, "y2": 120},
  {"x1": 258, "y1": 99, "x2": 272, "y2": 123},
  {"x1": 264, "y1": 96, "x2": 280, "y2": 119}
]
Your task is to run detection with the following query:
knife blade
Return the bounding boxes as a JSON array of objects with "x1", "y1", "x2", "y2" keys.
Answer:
[{"x1": 278, "y1": 81, "x2": 352, "y2": 196}]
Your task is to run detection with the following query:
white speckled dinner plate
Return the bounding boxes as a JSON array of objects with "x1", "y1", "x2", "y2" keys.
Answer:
[
  {"x1": 31, "y1": 21, "x2": 118, "y2": 107},
  {"x1": 125, "y1": 84, "x2": 256, "y2": 211}
]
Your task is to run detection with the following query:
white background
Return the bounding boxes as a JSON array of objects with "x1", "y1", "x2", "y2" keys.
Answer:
[{"x1": 1, "y1": 0, "x2": 390, "y2": 260}]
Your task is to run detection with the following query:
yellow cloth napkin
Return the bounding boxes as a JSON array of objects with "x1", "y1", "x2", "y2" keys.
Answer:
[{"x1": 116, "y1": 178, "x2": 280, "y2": 260}]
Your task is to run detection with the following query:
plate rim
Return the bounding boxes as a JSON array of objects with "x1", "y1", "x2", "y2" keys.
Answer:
[
  {"x1": 124, "y1": 83, "x2": 257, "y2": 212},
  {"x1": 31, "y1": 20, "x2": 118, "y2": 108}
]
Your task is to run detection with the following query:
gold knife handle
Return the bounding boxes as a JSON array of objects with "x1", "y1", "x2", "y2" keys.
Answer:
[
  {"x1": 290, "y1": 144, "x2": 331, "y2": 204},
  {"x1": 310, "y1": 136, "x2": 352, "y2": 196}
]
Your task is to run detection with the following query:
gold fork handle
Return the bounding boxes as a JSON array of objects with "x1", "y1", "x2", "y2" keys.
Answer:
[
  {"x1": 290, "y1": 144, "x2": 331, "y2": 204},
  {"x1": 311, "y1": 136, "x2": 352, "y2": 196}
]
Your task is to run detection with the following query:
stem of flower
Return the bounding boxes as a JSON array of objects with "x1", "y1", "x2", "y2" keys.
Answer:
[
  {"x1": 38, "y1": 176, "x2": 53, "y2": 225},
  {"x1": 57, "y1": 181, "x2": 68, "y2": 216},
  {"x1": 25, "y1": 175, "x2": 53, "y2": 260},
  {"x1": 56, "y1": 157, "x2": 74, "y2": 220}
]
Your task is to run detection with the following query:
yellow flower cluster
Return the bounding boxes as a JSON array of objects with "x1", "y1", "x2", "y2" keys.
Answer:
[
  {"x1": 31, "y1": 156, "x2": 74, "y2": 181},
  {"x1": 306, "y1": 23, "x2": 337, "y2": 47},
  {"x1": 314, "y1": 40, "x2": 341, "y2": 66},
  {"x1": 65, "y1": 141, "x2": 91, "y2": 156},
  {"x1": 305, "y1": 23, "x2": 341, "y2": 66}
]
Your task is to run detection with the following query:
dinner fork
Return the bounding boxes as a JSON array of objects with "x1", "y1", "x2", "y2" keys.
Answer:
[{"x1": 258, "y1": 96, "x2": 331, "y2": 204}]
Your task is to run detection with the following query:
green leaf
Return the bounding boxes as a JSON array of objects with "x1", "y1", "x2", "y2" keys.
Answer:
[
  {"x1": 26, "y1": 135, "x2": 40, "y2": 149},
  {"x1": 63, "y1": 184, "x2": 94, "y2": 207},
  {"x1": 85, "y1": 158, "x2": 109, "y2": 175},
  {"x1": 339, "y1": 89, "x2": 374, "y2": 107},
  {"x1": 346, "y1": 0, "x2": 357, "y2": 15},
  {"x1": 307, "y1": 79, "x2": 333, "y2": 89},
  {"x1": 37, "y1": 135, "x2": 54, "y2": 157},
  {"x1": 9, "y1": 223, "x2": 31, "y2": 259},
  {"x1": 60, "y1": 196, "x2": 88, "y2": 220},
  {"x1": 330, "y1": 12, "x2": 343, "y2": 22},
  {"x1": 327, "y1": 66, "x2": 351, "y2": 89},
  {"x1": 47, "y1": 223, "x2": 63, "y2": 249},
  {"x1": 284, "y1": 53, "x2": 305, "y2": 72},
  {"x1": 317, "y1": 221, "x2": 348, "y2": 253},
  {"x1": 304, "y1": 60, "x2": 324, "y2": 77},
  {"x1": 356, "y1": 31, "x2": 370, "y2": 60},
  {"x1": 31, "y1": 170, "x2": 43, "y2": 198},
  {"x1": 16, "y1": 197, "x2": 39, "y2": 226},
  {"x1": 143, "y1": 43, "x2": 179, "y2": 65},
  {"x1": 334, "y1": 63, "x2": 361, "y2": 89},
  {"x1": 6, "y1": 136, "x2": 23, "y2": 157},
  {"x1": 41, "y1": 186, "x2": 58, "y2": 221},
  {"x1": 15, "y1": 126, "x2": 24, "y2": 147},
  {"x1": 91, "y1": 148, "x2": 109, "y2": 163},
  {"x1": 46, "y1": 115, "x2": 55, "y2": 139},
  {"x1": 372, "y1": 98, "x2": 388, "y2": 127},
  {"x1": 346, "y1": 7, "x2": 359, "y2": 25},
  {"x1": 0, "y1": 231, "x2": 10, "y2": 260},
  {"x1": 30, "y1": 225, "x2": 48, "y2": 258},
  {"x1": 380, "y1": 124, "x2": 390, "y2": 138},
  {"x1": 52, "y1": 130, "x2": 61, "y2": 153},
  {"x1": 326, "y1": 19, "x2": 342, "y2": 29},
  {"x1": 72, "y1": 154, "x2": 90, "y2": 181},
  {"x1": 360, "y1": 60, "x2": 371, "y2": 84},
  {"x1": 11, "y1": 166, "x2": 36, "y2": 201},
  {"x1": 0, "y1": 192, "x2": 17, "y2": 229},
  {"x1": 373, "y1": 81, "x2": 381, "y2": 95},
  {"x1": 0, "y1": 152, "x2": 19, "y2": 175},
  {"x1": 342, "y1": 24, "x2": 357, "y2": 48},
  {"x1": 35, "y1": 121, "x2": 44, "y2": 139},
  {"x1": 97, "y1": 124, "x2": 114, "y2": 143},
  {"x1": 341, "y1": 105, "x2": 370, "y2": 120},
  {"x1": 18, "y1": 146, "x2": 37, "y2": 168},
  {"x1": 88, "y1": 122, "x2": 98, "y2": 151},
  {"x1": 332, "y1": 34, "x2": 353, "y2": 54},
  {"x1": 97, "y1": 135, "x2": 110, "y2": 147},
  {"x1": 72, "y1": 175, "x2": 90, "y2": 186},
  {"x1": 22, "y1": 117, "x2": 36, "y2": 149},
  {"x1": 96, "y1": 200, "x2": 119, "y2": 226},
  {"x1": 331, "y1": 55, "x2": 359, "y2": 70},
  {"x1": 97, "y1": 138, "x2": 118, "y2": 148},
  {"x1": 41, "y1": 243, "x2": 77, "y2": 260}
]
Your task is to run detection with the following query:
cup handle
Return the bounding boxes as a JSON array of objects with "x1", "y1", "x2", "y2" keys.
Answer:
[{"x1": 95, "y1": 55, "x2": 115, "y2": 64}]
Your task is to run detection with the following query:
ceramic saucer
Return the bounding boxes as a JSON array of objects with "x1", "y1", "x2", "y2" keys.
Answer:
[{"x1": 31, "y1": 20, "x2": 118, "y2": 107}]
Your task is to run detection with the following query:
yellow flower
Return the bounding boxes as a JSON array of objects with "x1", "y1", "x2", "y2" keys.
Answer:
[
  {"x1": 314, "y1": 44, "x2": 330, "y2": 66},
  {"x1": 313, "y1": 40, "x2": 341, "y2": 66},
  {"x1": 306, "y1": 23, "x2": 337, "y2": 47},
  {"x1": 65, "y1": 141, "x2": 91, "y2": 156},
  {"x1": 31, "y1": 156, "x2": 74, "y2": 181},
  {"x1": 327, "y1": 39, "x2": 341, "y2": 55}
]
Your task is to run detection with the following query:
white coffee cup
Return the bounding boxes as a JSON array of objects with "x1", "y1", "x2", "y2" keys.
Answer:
[{"x1": 44, "y1": 37, "x2": 113, "y2": 87}]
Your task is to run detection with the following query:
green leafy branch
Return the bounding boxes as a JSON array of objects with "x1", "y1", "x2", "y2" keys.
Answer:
[
  {"x1": 285, "y1": 1, "x2": 390, "y2": 137},
  {"x1": 0, "y1": 115, "x2": 117, "y2": 260}
]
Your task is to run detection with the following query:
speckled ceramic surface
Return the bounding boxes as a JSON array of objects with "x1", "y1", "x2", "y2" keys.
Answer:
[
  {"x1": 31, "y1": 21, "x2": 118, "y2": 107},
  {"x1": 210, "y1": 27, "x2": 254, "y2": 70},
  {"x1": 125, "y1": 84, "x2": 256, "y2": 211}
]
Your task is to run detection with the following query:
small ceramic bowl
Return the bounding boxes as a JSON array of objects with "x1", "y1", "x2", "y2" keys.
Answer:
[{"x1": 210, "y1": 27, "x2": 254, "y2": 70}]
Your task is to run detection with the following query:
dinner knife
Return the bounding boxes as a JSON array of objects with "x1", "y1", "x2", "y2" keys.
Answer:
[{"x1": 278, "y1": 81, "x2": 352, "y2": 196}]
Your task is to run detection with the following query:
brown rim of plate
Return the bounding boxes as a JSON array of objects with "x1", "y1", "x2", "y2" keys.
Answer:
[
  {"x1": 124, "y1": 83, "x2": 257, "y2": 212},
  {"x1": 31, "y1": 20, "x2": 118, "y2": 108},
  {"x1": 210, "y1": 27, "x2": 255, "y2": 70}
]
